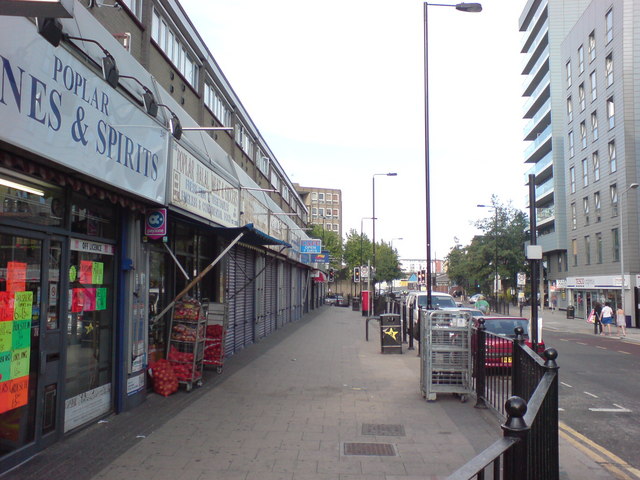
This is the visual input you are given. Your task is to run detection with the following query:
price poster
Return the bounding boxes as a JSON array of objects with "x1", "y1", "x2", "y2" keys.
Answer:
[{"x1": 0, "y1": 289, "x2": 32, "y2": 414}]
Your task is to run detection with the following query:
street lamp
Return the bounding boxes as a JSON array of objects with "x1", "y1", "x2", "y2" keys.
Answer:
[
  {"x1": 477, "y1": 203, "x2": 498, "y2": 308},
  {"x1": 619, "y1": 183, "x2": 638, "y2": 323},
  {"x1": 372, "y1": 172, "x2": 397, "y2": 274},
  {"x1": 424, "y1": 2, "x2": 481, "y2": 309}
]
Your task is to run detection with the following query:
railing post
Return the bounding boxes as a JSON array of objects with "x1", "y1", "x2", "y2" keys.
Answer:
[
  {"x1": 402, "y1": 302, "x2": 408, "y2": 343},
  {"x1": 417, "y1": 307, "x2": 422, "y2": 356},
  {"x1": 543, "y1": 348, "x2": 560, "y2": 480},
  {"x1": 512, "y1": 326, "x2": 526, "y2": 398},
  {"x1": 474, "y1": 318, "x2": 487, "y2": 409},
  {"x1": 502, "y1": 396, "x2": 530, "y2": 479},
  {"x1": 408, "y1": 305, "x2": 414, "y2": 350}
]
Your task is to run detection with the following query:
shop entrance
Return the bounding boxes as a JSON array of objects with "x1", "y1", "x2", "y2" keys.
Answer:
[{"x1": 0, "y1": 229, "x2": 66, "y2": 471}]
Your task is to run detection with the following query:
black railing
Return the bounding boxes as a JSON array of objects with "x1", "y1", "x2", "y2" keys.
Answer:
[{"x1": 449, "y1": 320, "x2": 559, "y2": 480}]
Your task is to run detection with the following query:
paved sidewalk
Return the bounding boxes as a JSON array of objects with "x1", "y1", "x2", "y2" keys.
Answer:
[{"x1": 3, "y1": 306, "x2": 614, "y2": 479}]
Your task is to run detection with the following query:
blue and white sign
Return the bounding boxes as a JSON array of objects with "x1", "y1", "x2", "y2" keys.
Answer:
[
  {"x1": 145, "y1": 208, "x2": 167, "y2": 239},
  {"x1": 301, "y1": 239, "x2": 322, "y2": 254}
]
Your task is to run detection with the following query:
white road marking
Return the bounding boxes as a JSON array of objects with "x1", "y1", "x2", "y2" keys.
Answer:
[
  {"x1": 577, "y1": 342, "x2": 587, "y2": 345},
  {"x1": 561, "y1": 382, "x2": 573, "y2": 388},
  {"x1": 589, "y1": 404, "x2": 632, "y2": 413},
  {"x1": 584, "y1": 391, "x2": 598, "y2": 398},
  {"x1": 596, "y1": 346, "x2": 607, "y2": 350},
  {"x1": 618, "y1": 350, "x2": 631, "y2": 355}
]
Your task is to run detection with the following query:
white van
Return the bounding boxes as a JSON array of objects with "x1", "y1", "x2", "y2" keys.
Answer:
[{"x1": 405, "y1": 291, "x2": 458, "y2": 337}]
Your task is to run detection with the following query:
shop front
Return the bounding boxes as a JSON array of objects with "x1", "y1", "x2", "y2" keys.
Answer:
[
  {"x1": 566, "y1": 275, "x2": 628, "y2": 319},
  {"x1": 0, "y1": 14, "x2": 167, "y2": 471}
]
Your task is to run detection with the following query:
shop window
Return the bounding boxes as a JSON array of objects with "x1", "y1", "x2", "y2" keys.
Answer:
[
  {"x1": 0, "y1": 175, "x2": 65, "y2": 227},
  {"x1": 71, "y1": 195, "x2": 117, "y2": 239}
]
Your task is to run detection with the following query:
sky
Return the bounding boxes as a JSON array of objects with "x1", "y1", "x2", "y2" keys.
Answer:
[{"x1": 179, "y1": 0, "x2": 529, "y2": 261}]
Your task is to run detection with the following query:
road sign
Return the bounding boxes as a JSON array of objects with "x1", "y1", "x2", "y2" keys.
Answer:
[{"x1": 361, "y1": 265, "x2": 369, "y2": 279}]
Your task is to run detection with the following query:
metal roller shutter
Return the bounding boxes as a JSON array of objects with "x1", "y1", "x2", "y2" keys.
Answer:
[
  {"x1": 242, "y1": 248, "x2": 256, "y2": 347},
  {"x1": 265, "y1": 258, "x2": 277, "y2": 335}
]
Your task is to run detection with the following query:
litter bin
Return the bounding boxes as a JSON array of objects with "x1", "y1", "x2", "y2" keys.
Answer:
[
  {"x1": 352, "y1": 297, "x2": 360, "y2": 311},
  {"x1": 380, "y1": 313, "x2": 402, "y2": 354},
  {"x1": 566, "y1": 306, "x2": 575, "y2": 319}
]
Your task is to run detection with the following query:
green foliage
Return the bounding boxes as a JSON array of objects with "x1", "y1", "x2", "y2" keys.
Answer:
[
  {"x1": 308, "y1": 224, "x2": 343, "y2": 269},
  {"x1": 343, "y1": 229, "x2": 372, "y2": 271}
]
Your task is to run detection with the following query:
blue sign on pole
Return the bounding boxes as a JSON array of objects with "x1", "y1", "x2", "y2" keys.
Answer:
[{"x1": 301, "y1": 239, "x2": 322, "y2": 254}]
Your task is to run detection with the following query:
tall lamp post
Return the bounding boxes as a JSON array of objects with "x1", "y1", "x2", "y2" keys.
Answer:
[
  {"x1": 423, "y1": 2, "x2": 481, "y2": 309},
  {"x1": 477, "y1": 203, "x2": 499, "y2": 309},
  {"x1": 619, "y1": 183, "x2": 638, "y2": 323}
]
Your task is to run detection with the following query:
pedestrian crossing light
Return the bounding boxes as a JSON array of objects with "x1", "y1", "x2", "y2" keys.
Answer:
[
  {"x1": 328, "y1": 269, "x2": 335, "y2": 282},
  {"x1": 353, "y1": 267, "x2": 360, "y2": 283}
]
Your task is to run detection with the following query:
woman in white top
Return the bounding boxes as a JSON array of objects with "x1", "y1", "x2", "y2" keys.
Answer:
[{"x1": 600, "y1": 303, "x2": 614, "y2": 336}]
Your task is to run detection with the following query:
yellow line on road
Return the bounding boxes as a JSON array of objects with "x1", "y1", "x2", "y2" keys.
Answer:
[{"x1": 559, "y1": 421, "x2": 640, "y2": 479}]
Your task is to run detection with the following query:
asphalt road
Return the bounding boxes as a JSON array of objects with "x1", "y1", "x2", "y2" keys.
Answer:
[{"x1": 543, "y1": 328, "x2": 640, "y2": 478}]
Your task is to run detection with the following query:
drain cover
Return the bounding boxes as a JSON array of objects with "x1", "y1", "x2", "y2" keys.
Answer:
[
  {"x1": 362, "y1": 423, "x2": 405, "y2": 436},
  {"x1": 343, "y1": 442, "x2": 396, "y2": 456}
]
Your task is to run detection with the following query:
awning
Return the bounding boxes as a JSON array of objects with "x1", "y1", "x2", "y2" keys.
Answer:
[
  {"x1": 210, "y1": 223, "x2": 291, "y2": 248},
  {"x1": 312, "y1": 270, "x2": 326, "y2": 283}
]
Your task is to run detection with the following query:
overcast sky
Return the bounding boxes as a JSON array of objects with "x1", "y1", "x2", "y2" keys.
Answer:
[{"x1": 179, "y1": 0, "x2": 528, "y2": 261}]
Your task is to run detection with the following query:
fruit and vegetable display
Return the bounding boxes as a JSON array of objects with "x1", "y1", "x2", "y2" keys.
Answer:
[
  {"x1": 204, "y1": 324, "x2": 225, "y2": 366},
  {"x1": 148, "y1": 359, "x2": 179, "y2": 397},
  {"x1": 166, "y1": 298, "x2": 206, "y2": 390}
]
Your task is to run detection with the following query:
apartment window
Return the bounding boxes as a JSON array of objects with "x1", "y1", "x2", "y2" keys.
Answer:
[
  {"x1": 311, "y1": 207, "x2": 317, "y2": 216},
  {"x1": 596, "y1": 232, "x2": 603, "y2": 263},
  {"x1": 592, "y1": 151, "x2": 600, "y2": 181},
  {"x1": 583, "y1": 197, "x2": 590, "y2": 225},
  {"x1": 605, "y1": 54, "x2": 614, "y2": 86},
  {"x1": 326, "y1": 194, "x2": 332, "y2": 203},
  {"x1": 606, "y1": 9, "x2": 613, "y2": 44},
  {"x1": 151, "y1": 10, "x2": 199, "y2": 87},
  {"x1": 318, "y1": 193, "x2": 324, "y2": 202},
  {"x1": 311, "y1": 192, "x2": 317, "y2": 201},
  {"x1": 578, "y1": 45, "x2": 584, "y2": 73},
  {"x1": 334, "y1": 194, "x2": 340, "y2": 202},
  {"x1": 325, "y1": 223, "x2": 331, "y2": 231},
  {"x1": 121, "y1": 0, "x2": 141, "y2": 18},
  {"x1": 612, "y1": 228, "x2": 620, "y2": 262},
  {"x1": 283, "y1": 187, "x2": 290, "y2": 203},
  {"x1": 256, "y1": 154, "x2": 269, "y2": 176},
  {"x1": 581, "y1": 158, "x2": 588, "y2": 186},
  {"x1": 318, "y1": 208, "x2": 324, "y2": 217},
  {"x1": 590, "y1": 112, "x2": 598, "y2": 140},
  {"x1": 607, "y1": 97, "x2": 615, "y2": 128},
  {"x1": 204, "y1": 82, "x2": 231, "y2": 126},
  {"x1": 572, "y1": 239, "x2": 578, "y2": 266},
  {"x1": 325, "y1": 210, "x2": 332, "y2": 218},
  {"x1": 580, "y1": 122, "x2": 587, "y2": 149},
  {"x1": 610, "y1": 183, "x2": 618, "y2": 217},
  {"x1": 235, "y1": 122, "x2": 254, "y2": 157},
  {"x1": 566, "y1": 61, "x2": 572, "y2": 87},
  {"x1": 608, "y1": 141, "x2": 616, "y2": 173},
  {"x1": 570, "y1": 166, "x2": 576, "y2": 193},
  {"x1": 578, "y1": 84, "x2": 585, "y2": 111},
  {"x1": 588, "y1": 31, "x2": 596, "y2": 62},
  {"x1": 568, "y1": 131, "x2": 575, "y2": 157},
  {"x1": 557, "y1": 254, "x2": 563, "y2": 273},
  {"x1": 594, "y1": 191, "x2": 601, "y2": 222},
  {"x1": 590, "y1": 71, "x2": 597, "y2": 101},
  {"x1": 567, "y1": 97, "x2": 573, "y2": 122},
  {"x1": 270, "y1": 170, "x2": 280, "y2": 191},
  {"x1": 571, "y1": 203, "x2": 577, "y2": 230},
  {"x1": 333, "y1": 209, "x2": 339, "y2": 217},
  {"x1": 332, "y1": 224, "x2": 338, "y2": 232},
  {"x1": 584, "y1": 236, "x2": 591, "y2": 265}
]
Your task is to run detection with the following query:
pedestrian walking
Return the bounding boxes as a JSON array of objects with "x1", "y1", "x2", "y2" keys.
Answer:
[
  {"x1": 600, "y1": 302, "x2": 614, "y2": 336},
  {"x1": 616, "y1": 306, "x2": 627, "y2": 338},
  {"x1": 551, "y1": 295, "x2": 557, "y2": 311},
  {"x1": 593, "y1": 301, "x2": 603, "y2": 335}
]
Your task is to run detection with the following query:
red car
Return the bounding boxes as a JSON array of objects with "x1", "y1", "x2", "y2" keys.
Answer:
[{"x1": 473, "y1": 317, "x2": 545, "y2": 369}]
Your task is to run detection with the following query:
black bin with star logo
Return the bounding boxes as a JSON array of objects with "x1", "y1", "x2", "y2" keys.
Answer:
[{"x1": 380, "y1": 313, "x2": 403, "y2": 354}]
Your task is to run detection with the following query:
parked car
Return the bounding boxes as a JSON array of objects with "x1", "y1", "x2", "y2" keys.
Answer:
[
  {"x1": 469, "y1": 293, "x2": 483, "y2": 304},
  {"x1": 335, "y1": 295, "x2": 349, "y2": 307},
  {"x1": 406, "y1": 291, "x2": 459, "y2": 338},
  {"x1": 324, "y1": 295, "x2": 337, "y2": 305},
  {"x1": 472, "y1": 316, "x2": 545, "y2": 370},
  {"x1": 456, "y1": 307, "x2": 485, "y2": 319}
]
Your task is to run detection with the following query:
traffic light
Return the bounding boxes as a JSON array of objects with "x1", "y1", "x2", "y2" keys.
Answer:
[
  {"x1": 417, "y1": 270, "x2": 425, "y2": 284},
  {"x1": 353, "y1": 267, "x2": 360, "y2": 283},
  {"x1": 328, "y1": 269, "x2": 335, "y2": 282}
]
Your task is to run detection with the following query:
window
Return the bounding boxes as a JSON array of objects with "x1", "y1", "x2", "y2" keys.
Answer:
[
  {"x1": 606, "y1": 9, "x2": 613, "y2": 44},
  {"x1": 594, "y1": 191, "x2": 601, "y2": 222},
  {"x1": 122, "y1": 0, "x2": 141, "y2": 18},
  {"x1": 256, "y1": 153, "x2": 269, "y2": 176},
  {"x1": 566, "y1": 61, "x2": 572, "y2": 87},
  {"x1": 580, "y1": 122, "x2": 587, "y2": 149},
  {"x1": 270, "y1": 170, "x2": 280, "y2": 191},
  {"x1": 612, "y1": 228, "x2": 620, "y2": 262},
  {"x1": 311, "y1": 207, "x2": 317, "y2": 216},
  {"x1": 582, "y1": 158, "x2": 588, "y2": 186},
  {"x1": 591, "y1": 112, "x2": 598, "y2": 140},
  {"x1": 579, "y1": 84, "x2": 586, "y2": 111},
  {"x1": 204, "y1": 82, "x2": 231, "y2": 126},
  {"x1": 311, "y1": 192, "x2": 317, "y2": 201},
  {"x1": 592, "y1": 151, "x2": 600, "y2": 181},
  {"x1": 590, "y1": 71, "x2": 597, "y2": 101},
  {"x1": 235, "y1": 122, "x2": 253, "y2": 157},
  {"x1": 578, "y1": 45, "x2": 584, "y2": 73},
  {"x1": 567, "y1": 97, "x2": 573, "y2": 122},
  {"x1": 557, "y1": 254, "x2": 563, "y2": 273},
  {"x1": 610, "y1": 183, "x2": 618, "y2": 217},
  {"x1": 332, "y1": 224, "x2": 338, "y2": 232},
  {"x1": 568, "y1": 131, "x2": 575, "y2": 157},
  {"x1": 596, "y1": 232, "x2": 603, "y2": 263},
  {"x1": 151, "y1": 9, "x2": 199, "y2": 87},
  {"x1": 607, "y1": 97, "x2": 615, "y2": 128},
  {"x1": 588, "y1": 31, "x2": 596, "y2": 62},
  {"x1": 318, "y1": 193, "x2": 325, "y2": 202},
  {"x1": 283, "y1": 186, "x2": 290, "y2": 203},
  {"x1": 325, "y1": 223, "x2": 331, "y2": 231},
  {"x1": 318, "y1": 207, "x2": 324, "y2": 217},
  {"x1": 584, "y1": 236, "x2": 591, "y2": 265},
  {"x1": 571, "y1": 203, "x2": 577, "y2": 230},
  {"x1": 334, "y1": 193, "x2": 340, "y2": 202},
  {"x1": 333, "y1": 209, "x2": 339, "y2": 216},
  {"x1": 572, "y1": 239, "x2": 578, "y2": 266},
  {"x1": 570, "y1": 166, "x2": 576, "y2": 193},
  {"x1": 605, "y1": 54, "x2": 614, "y2": 86},
  {"x1": 583, "y1": 197, "x2": 590, "y2": 225},
  {"x1": 608, "y1": 141, "x2": 616, "y2": 173}
]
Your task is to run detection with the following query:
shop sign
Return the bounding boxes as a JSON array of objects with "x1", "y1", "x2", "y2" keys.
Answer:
[
  {"x1": 169, "y1": 144, "x2": 239, "y2": 227},
  {"x1": 0, "y1": 17, "x2": 168, "y2": 204},
  {"x1": 64, "y1": 383, "x2": 111, "y2": 432},
  {"x1": 70, "y1": 239, "x2": 115, "y2": 255},
  {"x1": 145, "y1": 208, "x2": 167, "y2": 239},
  {"x1": 301, "y1": 239, "x2": 322, "y2": 254}
]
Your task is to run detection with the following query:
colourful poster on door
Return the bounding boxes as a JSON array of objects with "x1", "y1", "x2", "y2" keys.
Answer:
[
  {"x1": 11, "y1": 321, "x2": 30, "y2": 350},
  {"x1": 0, "y1": 292, "x2": 14, "y2": 322},
  {"x1": 92, "y1": 262, "x2": 104, "y2": 285},
  {"x1": 0, "y1": 322, "x2": 11, "y2": 352},
  {"x1": 83, "y1": 288, "x2": 96, "y2": 312},
  {"x1": 6, "y1": 262, "x2": 26, "y2": 294},
  {"x1": 13, "y1": 291, "x2": 33, "y2": 322},
  {"x1": 80, "y1": 261, "x2": 93, "y2": 284},
  {"x1": 96, "y1": 288, "x2": 107, "y2": 311},
  {"x1": 10, "y1": 349, "x2": 29, "y2": 379},
  {"x1": 71, "y1": 288, "x2": 84, "y2": 313},
  {"x1": 0, "y1": 351, "x2": 10, "y2": 383}
]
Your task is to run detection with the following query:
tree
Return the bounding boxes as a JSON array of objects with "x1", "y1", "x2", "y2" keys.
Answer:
[
  {"x1": 308, "y1": 224, "x2": 343, "y2": 269},
  {"x1": 343, "y1": 229, "x2": 372, "y2": 272},
  {"x1": 375, "y1": 241, "x2": 403, "y2": 284}
]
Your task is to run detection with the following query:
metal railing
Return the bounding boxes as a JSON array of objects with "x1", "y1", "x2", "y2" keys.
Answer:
[{"x1": 449, "y1": 321, "x2": 559, "y2": 479}]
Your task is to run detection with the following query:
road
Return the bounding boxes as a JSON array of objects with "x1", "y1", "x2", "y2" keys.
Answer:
[{"x1": 543, "y1": 327, "x2": 640, "y2": 479}]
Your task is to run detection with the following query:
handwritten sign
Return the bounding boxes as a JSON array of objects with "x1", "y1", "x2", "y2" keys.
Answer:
[
  {"x1": 83, "y1": 288, "x2": 96, "y2": 311},
  {"x1": 0, "y1": 322, "x2": 11, "y2": 351},
  {"x1": 10, "y1": 349, "x2": 29, "y2": 379},
  {"x1": 96, "y1": 288, "x2": 107, "y2": 311},
  {"x1": 6, "y1": 262, "x2": 26, "y2": 293},
  {"x1": 13, "y1": 291, "x2": 33, "y2": 321},
  {"x1": 80, "y1": 261, "x2": 93, "y2": 284},
  {"x1": 92, "y1": 262, "x2": 104, "y2": 285},
  {"x1": 0, "y1": 351, "x2": 10, "y2": 382},
  {"x1": 11, "y1": 321, "x2": 30, "y2": 350},
  {"x1": 0, "y1": 292, "x2": 14, "y2": 322}
]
